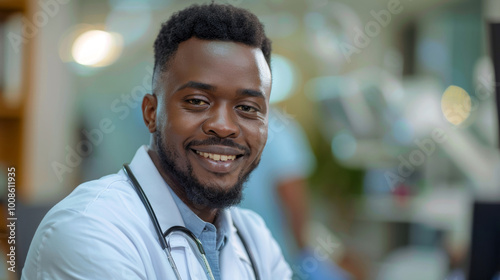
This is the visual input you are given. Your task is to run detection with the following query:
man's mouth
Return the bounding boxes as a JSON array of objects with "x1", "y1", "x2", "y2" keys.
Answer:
[
  {"x1": 189, "y1": 145, "x2": 246, "y2": 174},
  {"x1": 195, "y1": 151, "x2": 237, "y2": 162}
]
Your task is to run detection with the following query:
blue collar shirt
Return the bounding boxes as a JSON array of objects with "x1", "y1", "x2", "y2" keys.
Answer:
[{"x1": 168, "y1": 188, "x2": 230, "y2": 280}]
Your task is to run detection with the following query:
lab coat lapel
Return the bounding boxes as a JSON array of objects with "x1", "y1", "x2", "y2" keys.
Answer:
[
  {"x1": 220, "y1": 210, "x2": 255, "y2": 280},
  {"x1": 127, "y1": 145, "x2": 185, "y2": 231},
  {"x1": 127, "y1": 146, "x2": 191, "y2": 279}
]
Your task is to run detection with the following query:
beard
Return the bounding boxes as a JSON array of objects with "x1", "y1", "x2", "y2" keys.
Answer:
[{"x1": 156, "y1": 131, "x2": 260, "y2": 209}]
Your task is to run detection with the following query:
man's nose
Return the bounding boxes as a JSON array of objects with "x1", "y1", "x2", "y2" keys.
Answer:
[{"x1": 202, "y1": 104, "x2": 240, "y2": 138}]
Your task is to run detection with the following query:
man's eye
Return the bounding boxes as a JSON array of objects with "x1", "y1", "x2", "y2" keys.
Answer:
[
  {"x1": 187, "y1": 99, "x2": 208, "y2": 106},
  {"x1": 236, "y1": 105, "x2": 257, "y2": 113}
]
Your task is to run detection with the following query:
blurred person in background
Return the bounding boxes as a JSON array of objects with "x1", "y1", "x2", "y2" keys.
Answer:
[
  {"x1": 241, "y1": 107, "x2": 351, "y2": 280},
  {"x1": 22, "y1": 4, "x2": 292, "y2": 279}
]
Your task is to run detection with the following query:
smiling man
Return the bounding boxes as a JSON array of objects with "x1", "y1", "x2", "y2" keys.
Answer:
[
  {"x1": 147, "y1": 36, "x2": 271, "y2": 220},
  {"x1": 22, "y1": 3, "x2": 292, "y2": 280}
]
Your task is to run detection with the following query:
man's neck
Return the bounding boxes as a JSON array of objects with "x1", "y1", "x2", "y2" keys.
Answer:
[{"x1": 147, "y1": 147, "x2": 219, "y2": 223}]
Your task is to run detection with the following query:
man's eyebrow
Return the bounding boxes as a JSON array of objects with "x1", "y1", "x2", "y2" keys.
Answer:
[
  {"x1": 176, "y1": 81, "x2": 215, "y2": 92},
  {"x1": 176, "y1": 81, "x2": 265, "y2": 99},
  {"x1": 238, "y1": 89, "x2": 265, "y2": 99}
]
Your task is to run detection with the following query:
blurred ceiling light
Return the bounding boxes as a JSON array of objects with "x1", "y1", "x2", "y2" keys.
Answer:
[
  {"x1": 270, "y1": 54, "x2": 299, "y2": 104},
  {"x1": 71, "y1": 30, "x2": 123, "y2": 67},
  {"x1": 441, "y1": 85, "x2": 471, "y2": 126}
]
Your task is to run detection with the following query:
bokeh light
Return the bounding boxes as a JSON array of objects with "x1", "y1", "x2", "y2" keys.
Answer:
[
  {"x1": 71, "y1": 30, "x2": 123, "y2": 67},
  {"x1": 441, "y1": 85, "x2": 471, "y2": 126},
  {"x1": 270, "y1": 54, "x2": 299, "y2": 104},
  {"x1": 331, "y1": 131, "x2": 357, "y2": 160}
]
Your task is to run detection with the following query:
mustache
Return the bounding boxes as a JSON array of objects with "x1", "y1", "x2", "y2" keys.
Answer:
[{"x1": 187, "y1": 137, "x2": 250, "y2": 155}]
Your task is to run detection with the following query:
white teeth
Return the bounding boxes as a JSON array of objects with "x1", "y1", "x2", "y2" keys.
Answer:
[{"x1": 196, "y1": 151, "x2": 237, "y2": 162}]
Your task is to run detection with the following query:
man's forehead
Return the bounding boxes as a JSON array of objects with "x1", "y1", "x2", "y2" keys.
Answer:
[
  {"x1": 155, "y1": 38, "x2": 272, "y2": 96},
  {"x1": 188, "y1": 39, "x2": 257, "y2": 57},
  {"x1": 173, "y1": 38, "x2": 267, "y2": 68}
]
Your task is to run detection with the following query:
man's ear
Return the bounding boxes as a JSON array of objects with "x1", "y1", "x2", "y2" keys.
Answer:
[{"x1": 142, "y1": 93, "x2": 157, "y2": 133}]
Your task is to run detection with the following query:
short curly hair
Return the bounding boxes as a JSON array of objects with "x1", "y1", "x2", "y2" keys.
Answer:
[{"x1": 153, "y1": 3, "x2": 272, "y2": 75}]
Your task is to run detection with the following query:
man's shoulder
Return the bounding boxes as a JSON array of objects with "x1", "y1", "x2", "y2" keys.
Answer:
[
  {"x1": 22, "y1": 172, "x2": 151, "y2": 279},
  {"x1": 56, "y1": 173, "x2": 123, "y2": 203},
  {"x1": 45, "y1": 172, "x2": 142, "y2": 226},
  {"x1": 23, "y1": 172, "x2": 150, "y2": 277}
]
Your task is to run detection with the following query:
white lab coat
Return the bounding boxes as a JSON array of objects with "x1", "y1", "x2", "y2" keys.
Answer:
[{"x1": 22, "y1": 146, "x2": 292, "y2": 279}]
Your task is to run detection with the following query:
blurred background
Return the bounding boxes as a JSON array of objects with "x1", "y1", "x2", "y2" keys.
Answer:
[{"x1": 1, "y1": 0, "x2": 499, "y2": 279}]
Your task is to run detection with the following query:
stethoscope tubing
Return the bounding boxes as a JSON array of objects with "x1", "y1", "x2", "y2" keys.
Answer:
[
  {"x1": 123, "y1": 164, "x2": 168, "y2": 250},
  {"x1": 164, "y1": 226, "x2": 215, "y2": 280},
  {"x1": 123, "y1": 164, "x2": 189, "y2": 279}
]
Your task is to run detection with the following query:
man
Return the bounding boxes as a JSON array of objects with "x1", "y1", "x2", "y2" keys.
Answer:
[{"x1": 22, "y1": 3, "x2": 291, "y2": 279}]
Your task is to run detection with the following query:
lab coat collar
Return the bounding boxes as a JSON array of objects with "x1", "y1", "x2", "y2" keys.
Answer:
[
  {"x1": 226, "y1": 208, "x2": 252, "y2": 265},
  {"x1": 126, "y1": 145, "x2": 185, "y2": 232}
]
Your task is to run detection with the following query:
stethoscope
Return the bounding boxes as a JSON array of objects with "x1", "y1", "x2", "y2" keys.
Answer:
[{"x1": 123, "y1": 164, "x2": 260, "y2": 280}]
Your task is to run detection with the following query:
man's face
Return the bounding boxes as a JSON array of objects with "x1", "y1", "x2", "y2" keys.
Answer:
[{"x1": 152, "y1": 38, "x2": 271, "y2": 208}]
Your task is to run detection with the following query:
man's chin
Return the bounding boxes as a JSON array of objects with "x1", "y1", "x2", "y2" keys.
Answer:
[
  {"x1": 195, "y1": 183, "x2": 243, "y2": 202},
  {"x1": 183, "y1": 173, "x2": 247, "y2": 209},
  {"x1": 195, "y1": 175, "x2": 240, "y2": 191}
]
